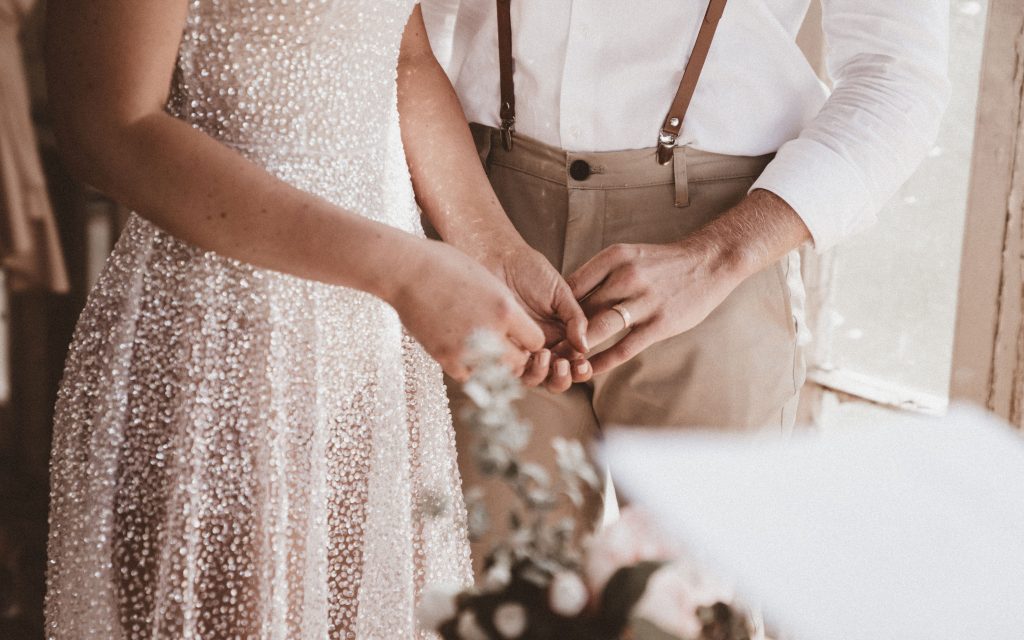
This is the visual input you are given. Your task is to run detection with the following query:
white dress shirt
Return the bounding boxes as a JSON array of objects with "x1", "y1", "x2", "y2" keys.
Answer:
[{"x1": 423, "y1": 0, "x2": 950, "y2": 252}]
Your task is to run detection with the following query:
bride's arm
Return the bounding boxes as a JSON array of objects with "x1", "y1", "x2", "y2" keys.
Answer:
[
  {"x1": 47, "y1": 0, "x2": 543, "y2": 378},
  {"x1": 396, "y1": 7, "x2": 521, "y2": 269},
  {"x1": 397, "y1": 7, "x2": 591, "y2": 387},
  {"x1": 48, "y1": 0, "x2": 413, "y2": 296}
]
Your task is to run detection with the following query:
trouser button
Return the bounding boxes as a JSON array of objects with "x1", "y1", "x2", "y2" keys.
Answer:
[{"x1": 569, "y1": 159, "x2": 592, "y2": 181}]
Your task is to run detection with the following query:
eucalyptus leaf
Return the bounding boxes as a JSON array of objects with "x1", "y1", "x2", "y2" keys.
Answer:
[{"x1": 630, "y1": 617, "x2": 686, "y2": 640}]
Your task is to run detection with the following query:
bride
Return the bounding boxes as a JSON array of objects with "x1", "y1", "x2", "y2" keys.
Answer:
[{"x1": 43, "y1": 1, "x2": 589, "y2": 637}]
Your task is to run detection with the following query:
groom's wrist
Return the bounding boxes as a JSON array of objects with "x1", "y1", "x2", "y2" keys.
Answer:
[{"x1": 678, "y1": 190, "x2": 810, "y2": 284}]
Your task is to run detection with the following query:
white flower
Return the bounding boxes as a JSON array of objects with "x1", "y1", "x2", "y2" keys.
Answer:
[
  {"x1": 456, "y1": 610, "x2": 490, "y2": 640},
  {"x1": 474, "y1": 442, "x2": 513, "y2": 475},
  {"x1": 507, "y1": 523, "x2": 535, "y2": 555},
  {"x1": 465, "y1": 488, "x2": 491, "y2": 541},
  {"x1": 416, "y1": 584, "x2": 461, "y2": 631},
  {"x1": 553, "y1": 437, "x2": 600, "y2": 489},
  {"x1": 463, "y1": 379, "x2": 494, "y2": 408},
  {"x1": 484, "y1": 558, "x2": 512, "y2": 590},
  {"x1": 548, "y1": 570, "x2": 589, "y2": 617},
  {"x1": 583, "y1": 507, "x2": 680, "y2": 594},
  {"x1": 466, "y1": 329, "x2": 507, "y2": 362},
  {"x1": 493, "y1": 419, "x2": 530, "y2": 451},
  {"x1": 493, "y1": 602, "x2": 528, "y2": 638},
  {"x1": 631, "y1": 563, "x2": 735, "y2": 639},
  {"x1": 518, "y1": 462, "x2": 551, "y2": 486}
]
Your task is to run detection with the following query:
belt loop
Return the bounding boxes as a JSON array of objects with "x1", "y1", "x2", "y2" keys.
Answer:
[{"x1": 673, "y1": 146, "x2": 689, "y2": 208}]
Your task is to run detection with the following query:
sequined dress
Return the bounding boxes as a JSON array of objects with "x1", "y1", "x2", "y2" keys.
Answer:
[{"x1": 45, "y1": 1, "x2": 471, "y2": 637}]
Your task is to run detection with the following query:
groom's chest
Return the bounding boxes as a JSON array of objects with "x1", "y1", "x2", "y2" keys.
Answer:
[{"x1": 446, "y1": 0, "x2": 807, "y2": 50}]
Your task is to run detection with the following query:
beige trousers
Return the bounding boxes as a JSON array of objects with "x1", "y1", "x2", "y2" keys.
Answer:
[{"x1": 448, "y1": 125, "x2": 805, "y2": 563}]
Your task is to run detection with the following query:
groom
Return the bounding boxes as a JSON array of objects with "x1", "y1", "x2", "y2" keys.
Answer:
[{"x1": 424, "y1": 0, "x2": 949, "y2": 552}]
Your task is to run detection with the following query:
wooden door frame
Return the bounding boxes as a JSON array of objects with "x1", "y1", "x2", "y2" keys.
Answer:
[
  {"x1": 796, "y1": 0, "x2": 1024, "y2": 427},
  {"x1": 950, "y1": 0, "x2": 1024, "y2": 427}
]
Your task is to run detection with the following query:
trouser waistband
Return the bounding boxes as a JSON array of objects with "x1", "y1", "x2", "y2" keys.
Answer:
[{"x1": 472, "y1": 123, "x2": 774, "y2": 206}]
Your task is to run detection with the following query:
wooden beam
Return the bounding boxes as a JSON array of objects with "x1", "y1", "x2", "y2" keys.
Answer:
[{"x1": 951, "y1": 0, "x2": 1024, "y2": 426}]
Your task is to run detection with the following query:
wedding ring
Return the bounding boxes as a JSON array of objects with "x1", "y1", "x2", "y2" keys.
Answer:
[{"x1": 611, "y1": 304, "x2": 634, "y2": 330}]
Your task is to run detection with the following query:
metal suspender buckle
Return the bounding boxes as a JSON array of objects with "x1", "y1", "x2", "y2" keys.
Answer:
[
  {"x1": 500, "y1": 101, "x2": 516, "y2": 151},
  {"x1": 657, "y1": 129, "x2": 677, "y2": 165},
  {"x1": 500, "y1": 117, "x2": 516, "y2": 151}
]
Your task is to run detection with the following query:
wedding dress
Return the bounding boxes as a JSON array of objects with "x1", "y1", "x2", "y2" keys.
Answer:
[{"x1": 45, "y1": 1, "x2": 471, "y2": 637}]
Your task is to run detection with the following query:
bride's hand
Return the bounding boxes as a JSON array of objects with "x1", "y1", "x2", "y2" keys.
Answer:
[
  {"x1": 488, "y1": 241, "x2": 594, "y2": 392},
  {"x1": 388, "y1": 238, "x2": 546, "y2": 381}
]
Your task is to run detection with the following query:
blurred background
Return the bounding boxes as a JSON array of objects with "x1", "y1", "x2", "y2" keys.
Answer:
[
  {"x1": 2, "y1": 1, "x2": 132, "y2": 637},
  {"x1": 2, "y1": 0, "x2": 1021, "y2": 638}
]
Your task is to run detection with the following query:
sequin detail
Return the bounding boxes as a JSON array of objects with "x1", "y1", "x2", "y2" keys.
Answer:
[{"x1": 45, "y1": 1, "x2": 471, "y2": 638}]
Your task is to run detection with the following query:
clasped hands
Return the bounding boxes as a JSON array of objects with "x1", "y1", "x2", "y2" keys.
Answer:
[
  {"x1": 499, "y1": 235, "x2": 747, "y2": 393},
  {"x1": 485, "y1": 190, "x2": 808, "y2": 392}
]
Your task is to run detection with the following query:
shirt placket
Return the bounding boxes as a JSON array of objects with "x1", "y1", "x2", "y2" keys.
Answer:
[{"x1": 558, "y1": 0, "x2": 597, "y2": 152}]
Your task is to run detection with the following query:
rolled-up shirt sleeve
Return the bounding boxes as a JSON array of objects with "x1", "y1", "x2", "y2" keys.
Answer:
[{"x1": 751, "y1": 1, "x2": 951, "y2": 253}]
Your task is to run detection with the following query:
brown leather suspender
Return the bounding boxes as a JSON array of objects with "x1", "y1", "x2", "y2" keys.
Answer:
[
  {"x1": 497, "y1": 0, "x2": 517, "y2": 151},
  {"x1": 658, "y1": 0, "x2": 728, "y2": 164},
  {"x1": 495, "y1": 0, "x2": 729, "y2": 163}
]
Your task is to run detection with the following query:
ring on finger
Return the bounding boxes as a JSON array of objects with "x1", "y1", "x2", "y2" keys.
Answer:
[{"x1": 611, "y1": 303, "x2": 634, "y2": 330}]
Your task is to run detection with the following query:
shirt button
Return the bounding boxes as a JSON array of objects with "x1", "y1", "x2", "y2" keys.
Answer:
[
  {"x1": 570, "y1": 125, "x2": 582, "y2": 138},
  {"x1": 569, "y1": 159, "x2": 592, "y2": 181}
]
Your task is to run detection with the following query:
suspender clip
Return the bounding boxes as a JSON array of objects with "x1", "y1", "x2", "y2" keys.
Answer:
[
  {"x1": 499, "y1": 117, "x2": 516, "y2": 151},
  {"x1": 657, "y1": 129, "x2": 677, "y2": 165},
  {"x1": 499, "y1": 99, "x2": 516, "y2": 151},
  {"x1": 500, "y1": 116, "x2": 516, "y2": 151}
]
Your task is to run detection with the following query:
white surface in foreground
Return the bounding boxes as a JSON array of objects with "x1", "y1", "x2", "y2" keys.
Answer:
[{"x1": 601, "y1": 406, "x2": 1024, "y2": 640}]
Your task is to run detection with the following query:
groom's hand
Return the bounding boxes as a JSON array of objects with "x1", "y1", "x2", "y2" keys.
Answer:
[
  {"x1": 567, "y1": 190, "x2": 811, "y2": 375},
  {"x1": 567, "y1": 240, "x2": 742, "y2": 376},
  {"x1": 494, "y1": 241, "x2": 594, "y2": 392}
]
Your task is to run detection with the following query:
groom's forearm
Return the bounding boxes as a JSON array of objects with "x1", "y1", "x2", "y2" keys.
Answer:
[
  {"x1": 679, "y1": 189, "x2": 812, "y2": 283},
  {"x1": 397, "y1": 7, "x2": 524, "y2": 272}
]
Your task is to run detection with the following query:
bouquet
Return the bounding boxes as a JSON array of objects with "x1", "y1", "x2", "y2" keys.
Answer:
[{"x1": 419, "y1": 332, "x2": 757, "y2": 640}]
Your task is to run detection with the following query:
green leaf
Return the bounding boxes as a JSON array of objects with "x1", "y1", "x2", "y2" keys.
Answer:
[
  {"x1": 597, "y1": 560, "x2": 667, "y2": 636},
  {"x1": 630, "y1": 617, "x2": 687, "y2": 640}
]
